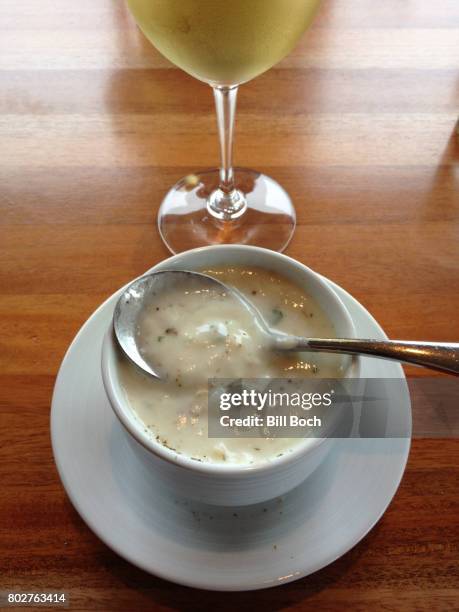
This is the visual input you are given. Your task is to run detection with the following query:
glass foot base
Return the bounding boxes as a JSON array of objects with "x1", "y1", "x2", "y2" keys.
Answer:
[{"x1": 157, "y1": 168, "x2": 296, "y2": 254}]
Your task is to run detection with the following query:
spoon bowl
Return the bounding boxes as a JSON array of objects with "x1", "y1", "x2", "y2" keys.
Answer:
[{"x1": 113, "y1": 270, "x2": 242, "y2": 379}]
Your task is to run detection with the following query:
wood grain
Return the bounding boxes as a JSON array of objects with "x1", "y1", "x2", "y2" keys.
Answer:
[{"x1": 0, "y1": 0, "x2": 458, "y2": 610}]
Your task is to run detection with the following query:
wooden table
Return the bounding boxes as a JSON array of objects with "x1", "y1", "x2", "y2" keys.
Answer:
[{"x1": 1, "y1": 1, "x2": 458, "y2": 609}]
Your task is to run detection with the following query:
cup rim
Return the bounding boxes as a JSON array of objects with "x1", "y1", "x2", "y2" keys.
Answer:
[{"x1": 101, "y1": 244, "x2": 360, "y2": 476}]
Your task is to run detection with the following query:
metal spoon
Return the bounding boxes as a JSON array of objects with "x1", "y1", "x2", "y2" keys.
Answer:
[{"x1": 113, "y1": 270, "x2": 459, "y2": 377}]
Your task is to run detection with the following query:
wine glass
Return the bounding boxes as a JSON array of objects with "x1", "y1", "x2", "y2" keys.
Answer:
[{"x1": 126, "y1": 0, "x2": 321, "y2": 253}]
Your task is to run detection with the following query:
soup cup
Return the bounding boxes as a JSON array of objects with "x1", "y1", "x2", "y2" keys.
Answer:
[{"x1": 102, "y1": 245, "x2": 359, "y2": 506}]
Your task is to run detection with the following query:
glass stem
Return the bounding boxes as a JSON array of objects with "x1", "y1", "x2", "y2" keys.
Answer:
[
  {"x1": 208, "y1": 85, "x2": 246, "y2": 220},
  {"x1": 214, "y1": 85, "x2": 237, "y2": 191}
]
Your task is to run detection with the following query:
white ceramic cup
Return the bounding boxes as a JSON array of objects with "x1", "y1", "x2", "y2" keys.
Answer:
[{"x1": 102, "y1": 245, "x2": 360, "y2": 506}]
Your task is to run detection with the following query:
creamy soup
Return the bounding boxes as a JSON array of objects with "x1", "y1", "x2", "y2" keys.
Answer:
[{"x1": 118, "y1": 266, "x2": 345, "y2": 465}]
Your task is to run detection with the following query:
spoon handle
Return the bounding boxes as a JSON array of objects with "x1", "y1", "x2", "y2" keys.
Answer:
[{"x1": 281, "y1": 338, "x2": 459, "y2": 375}]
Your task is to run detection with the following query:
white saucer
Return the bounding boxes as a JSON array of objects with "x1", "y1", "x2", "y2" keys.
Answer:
[{"x1": 51, "y1": 276, "x2": 411, "y2": 592}]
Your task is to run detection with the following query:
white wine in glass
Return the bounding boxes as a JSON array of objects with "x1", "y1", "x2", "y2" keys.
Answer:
[{"x1": 127, "y1": 0, "x2": 321, "y2": 253}]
